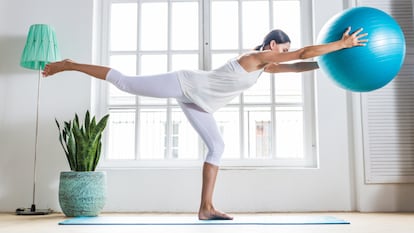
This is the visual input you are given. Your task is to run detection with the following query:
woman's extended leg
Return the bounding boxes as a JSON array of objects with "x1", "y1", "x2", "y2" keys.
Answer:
[
  {"x1": 43, "y1": 60, "x2": 185, "y2": 99},
  {"x1": 42, "y1": 59, "x2": 110, "y2": 80},
  {"x1": 178, "y1": 102, "x2": 233, "y2": 220}
]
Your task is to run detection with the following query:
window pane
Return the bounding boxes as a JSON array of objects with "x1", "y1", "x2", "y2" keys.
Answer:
[
  {"x1": 172, "y1": 2, "x2": 199, "y2": 50},
  {"x1": 244, "y1": 107, "x2": 272, "y2": 159},
  {"x1": 107, "y1": 110, "x2": 136, "y2": 160},
  {"x1": 140, "y1": 54, "x2": 167, "y2": 75},
  {"x1": 141, "y1": 3, "x2": 168, "y2": 51},
  {"x1": 211, "y1": 53, "x2": 238, "y2": 70},
  {"x1": 171, "y1": 108, "x2": 199, "y2": 160},
  {"x1": 139, "y1": 109, "x2": 167, "y2": 160},
  {"x1": 273, "y1": 1, "x2": 301, "y2": 48},
  {"x1": 215, "y1": 108, "x2": 240, "y2": 159},
  {"x1": 244, "y1": 73, "x2": 271, "y2": 103},
  {"x1": 172, "y1": 54, "x2": 199, "y2": 70},
  {"x1": 242, "y1": 1, "x2": 269, "y2": 49},
  {"x1": 212, "y1": 1, "x2": 239, "y2": 50},
  {"x1": 274, "y1": 73, "x2": 303, "y2": 103},
  {"x1": 110, "y1": 3, "x2": 137, "y2": 51},
  {"x1": 109, "y1": 55, "x2": 136, "y2": 105},
  {"x1": 139, "y1": 54, "x2": 167, "y2": 105},
  {"x1": 110, "y1": 55, "x2": 137, "y2": 75},
  {"x1": 275, "y1": 106, "x2": 303, "y2": 158}
]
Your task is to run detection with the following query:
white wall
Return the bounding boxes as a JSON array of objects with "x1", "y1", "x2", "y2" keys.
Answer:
[
  {"x1": 352, "y1": 93, "x2": 414, "y2": 211},
  {"x1": 0, "y1": 0, "x2": 94, "y2": 211},
  {"x1": 350, "y1": 0, "x2": 414, "y2": 212},
  {"x1": 0, "y1": 0, "x2": 413, "y2": 213}
]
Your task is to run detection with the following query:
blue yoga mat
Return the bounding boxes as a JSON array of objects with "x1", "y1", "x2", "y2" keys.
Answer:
[{"x1": 59, "y1": 215, "x2": 350, "y2": 225}]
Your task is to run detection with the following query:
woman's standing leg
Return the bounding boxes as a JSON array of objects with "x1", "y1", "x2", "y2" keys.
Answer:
[{"x1": 178, "y1": 102, "x2": 233, "y2": 220}]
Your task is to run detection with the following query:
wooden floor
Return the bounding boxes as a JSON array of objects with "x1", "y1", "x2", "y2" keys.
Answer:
[{"x1": 1, "y1": 212, "x2": 413, "y2": 233}]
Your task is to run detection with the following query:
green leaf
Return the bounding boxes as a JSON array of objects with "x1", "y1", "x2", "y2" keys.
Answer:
[
  {"x1": 55, "y1": 119, "x2": 68, "y2": 157},
  {"x1": 56, "y1": 118, "x2": 75, "y2": 170},
  {"x1": 66, "y1": 130, "x2": 76, "y2": 170},
  {"x1": 56, "y1": 111, "x2": 109, "y2": 171},
  {"x1": 85, "y1": 110, "x2": 91, "y2": 137}
]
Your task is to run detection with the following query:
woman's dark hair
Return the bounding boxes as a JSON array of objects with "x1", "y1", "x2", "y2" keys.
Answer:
[{"x1": 254, "y1": 29, "x2": 291, "y2": 51}]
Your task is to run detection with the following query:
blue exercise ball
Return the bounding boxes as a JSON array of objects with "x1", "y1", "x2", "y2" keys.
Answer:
[{"x1": 317, "y1": 7, "x2": 406, "y2": 92}]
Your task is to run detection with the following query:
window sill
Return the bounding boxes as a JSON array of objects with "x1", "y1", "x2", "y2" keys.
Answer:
[{"x1": 98, "y1": 158, "x2": 317, "y2": 170}]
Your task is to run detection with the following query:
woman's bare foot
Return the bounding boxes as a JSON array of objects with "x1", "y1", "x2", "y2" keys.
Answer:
[
  {"x1": 198, "y1": 205, "x2": 233, "y2": 220},
  {"x1": 42, "y1": 59, "x2": 73, "y2": 77}
]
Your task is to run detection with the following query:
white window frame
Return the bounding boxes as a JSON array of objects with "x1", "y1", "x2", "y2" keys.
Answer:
[{"x1": 93, "y1": 0, "x2": 317, "y2": 169}]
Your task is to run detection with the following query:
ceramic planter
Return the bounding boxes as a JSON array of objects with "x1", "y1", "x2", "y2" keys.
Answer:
[{"x1": 59, "y1": 171, "x2": 107, "y2": 217}]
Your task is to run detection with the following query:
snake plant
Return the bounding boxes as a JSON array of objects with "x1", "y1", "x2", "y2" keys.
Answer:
[{"x1": 55, "y1": 111, "x2": 110, "y2": 171}]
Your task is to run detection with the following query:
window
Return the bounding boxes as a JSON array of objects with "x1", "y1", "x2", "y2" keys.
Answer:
[{"x1": 98, "y1": 0, "x2": 315, "y2": 168}]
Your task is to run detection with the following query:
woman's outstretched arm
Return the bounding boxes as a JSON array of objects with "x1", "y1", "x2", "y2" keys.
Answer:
[
  {"x1": 264, "y1": 61, "x2": 319, "y2": 73},
  {"x1": 264, "y1": 27, "x2": 368, "y2": 63},
  {"x1": 239, "y1": 27, "x2": 368, "y2": 72}
]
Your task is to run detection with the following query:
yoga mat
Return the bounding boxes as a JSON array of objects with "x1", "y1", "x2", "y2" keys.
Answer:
[{"x1": 59, "y1": 215, "x2": 350, "y2": 225}]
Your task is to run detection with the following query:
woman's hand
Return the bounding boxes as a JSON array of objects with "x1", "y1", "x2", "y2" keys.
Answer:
[{"x1": 341, "y1": 27, "x2": 368, "y2": 48}]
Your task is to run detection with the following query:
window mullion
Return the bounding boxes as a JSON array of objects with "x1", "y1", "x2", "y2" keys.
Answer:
[
  {"x1": 268, "y1": 0, "x2": 277, "y2": 159},
  {"x1": 238, "y1": 0, "x2": 245, "y2": 160},
  {"x1": 238, "y1": 0, "x2": 243, "y2": 54},
  {"x1": 202, "y1": 0, "x2": 211, "y2": 71},
  {"x1": 240, "y1": 96, "x2": 245, "y2": 159},
  {"x1": 271, "y1": 74, "x2": 277, "y2": 159},
  {"x1": 268, "y1": 0, "x2": 273, "y2": 29},
  {"x1": 135, "y1": 1, "x2": 142, "y2": 160},
  {"x1": 164, "y1": 0, "x2": 173, "y2": 160}
]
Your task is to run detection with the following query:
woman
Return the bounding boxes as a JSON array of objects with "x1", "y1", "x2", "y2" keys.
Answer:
[{"x1": 43, "y1": 27, "x2": 367, "y2": 220}]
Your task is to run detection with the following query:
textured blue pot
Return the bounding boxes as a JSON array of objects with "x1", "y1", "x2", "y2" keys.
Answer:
[{"x1": 59, "y1": 171, "x2": 107, "y2": 217}]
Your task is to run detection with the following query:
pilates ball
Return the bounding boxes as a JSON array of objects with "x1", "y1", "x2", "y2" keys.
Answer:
[{"x1": 317, "y1": 7, "x2": 406, "y2": 92}]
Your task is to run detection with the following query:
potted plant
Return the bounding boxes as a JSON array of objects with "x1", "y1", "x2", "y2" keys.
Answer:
[{"x1": 55, "y1": 110, "x2": 109, "y2": 217}]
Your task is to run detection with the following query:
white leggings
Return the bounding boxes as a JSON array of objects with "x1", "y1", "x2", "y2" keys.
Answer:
[{"x1": 106, "y1": 69, "x2": 224, "y2": 166}]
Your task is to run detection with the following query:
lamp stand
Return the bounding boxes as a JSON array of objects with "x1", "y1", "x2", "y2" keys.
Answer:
[{"x1": 16, "y1": 68, "x2": 52, "y2": 215}]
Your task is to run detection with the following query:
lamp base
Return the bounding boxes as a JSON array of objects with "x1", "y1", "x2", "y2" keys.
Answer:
[{"x1": 16, "y1": 204, "x2": 53, "y2": 215}]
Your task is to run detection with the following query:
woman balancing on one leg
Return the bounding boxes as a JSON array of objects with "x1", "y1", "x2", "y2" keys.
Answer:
[{"x1": 43, "y1": 27, "x2": 367, "y2": 220}]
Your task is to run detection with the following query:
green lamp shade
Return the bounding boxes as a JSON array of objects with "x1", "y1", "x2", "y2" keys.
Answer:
[{"x1": 20, "y1": 24, "x2": 61, "y2": 70}]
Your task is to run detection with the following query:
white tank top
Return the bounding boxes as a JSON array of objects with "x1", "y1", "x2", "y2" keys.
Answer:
[{"x1": 177, "y1": 58, "x2": 263, "y2": 113}]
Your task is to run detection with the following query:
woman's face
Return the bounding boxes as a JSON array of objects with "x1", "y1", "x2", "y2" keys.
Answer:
[
  {"x1": 264, "y1": 41, "x2": 290, "y2": 53},
  {"x1": 276, "y1": 42, "x2": 290, "y2": 53}
]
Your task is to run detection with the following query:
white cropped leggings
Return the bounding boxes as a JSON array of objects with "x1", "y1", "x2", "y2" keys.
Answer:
[{"x1": 106, "y1": 69, "x2": 224, "y2": 166}]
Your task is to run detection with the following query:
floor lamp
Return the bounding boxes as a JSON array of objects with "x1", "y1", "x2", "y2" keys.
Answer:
[{"x1": 16, "y1": 24, "x2": 61, "y2": 215}]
